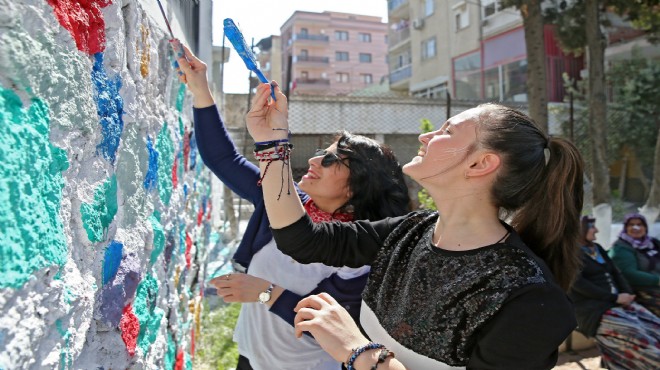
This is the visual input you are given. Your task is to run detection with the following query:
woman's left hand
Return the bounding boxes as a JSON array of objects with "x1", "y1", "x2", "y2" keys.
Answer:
[
  {"x1": 209, "y1": 273, "x2": 271, "y2": 303},
  {"x1": 294, "y1": 293, "x2": 370, "y2": 363},
  {"x1": 246, "y1": 82, "x2": 289, "y2": 143}
]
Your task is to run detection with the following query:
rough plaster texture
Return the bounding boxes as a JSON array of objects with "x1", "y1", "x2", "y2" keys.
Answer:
[{"x1": 0, "y1": 0, "x2": 213, "y2": 368}]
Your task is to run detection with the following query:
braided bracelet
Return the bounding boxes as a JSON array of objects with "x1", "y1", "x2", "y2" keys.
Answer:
[
  {"x1": 254, "y1": 139, "x2": 291, "y2": 153},
  {"x1": 345, "y1": 342, "x2": 384, "y2": 370},
  {"x1": 370, "y1": 348, "x2": 395, "y2": 370}
]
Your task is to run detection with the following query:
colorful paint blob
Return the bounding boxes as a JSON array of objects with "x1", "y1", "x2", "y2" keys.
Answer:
[
  {"x1": 80, "y1": 174, "x2": 117, "y2": 243},
  {"x1": 134, "y1": 274, "x2": 164, "y2": 356},
  {"x1": 119, "y1": 304, "x2": 140, "y2": 357},
  {"x1": 91, "y1": 52, "x2": 124, "y2": 163},
  {"x1": 144, "y1": 135, "x2": 158, "y2": 192},
  {"x1": 102, "y1": 240, "x2": 123, "y2": 285},
  {"x1": 149, "y1": 214, "x2": 165, "y2": 265},
  {"x1": 0, "y1": 87, "x2": 69, "y2": 289},
  {"x1": 156, "y1": 122, "x2": 174, "y2": 205},
  {"x1": 46, "y1": 0, "x2": 111, "y2": 55}
]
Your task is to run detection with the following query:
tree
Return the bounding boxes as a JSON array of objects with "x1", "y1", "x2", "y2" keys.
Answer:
[{"x1": 501, "y1": 0, "x2": 549, "y2": 132}]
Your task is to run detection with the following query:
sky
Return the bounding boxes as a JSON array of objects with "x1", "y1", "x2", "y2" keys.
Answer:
[{"x1": 212, "y1": 0, "x2": 389, "y2": 94}]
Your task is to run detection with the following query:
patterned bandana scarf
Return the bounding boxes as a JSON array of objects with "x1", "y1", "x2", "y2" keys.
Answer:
[{"x1": 304, "y1": 199, "x2": 353, "y2": 223}]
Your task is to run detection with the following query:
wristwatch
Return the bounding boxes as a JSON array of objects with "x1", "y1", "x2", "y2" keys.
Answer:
[{"x1": 258, "y1": 283, "x2": 274, "y2": 304}]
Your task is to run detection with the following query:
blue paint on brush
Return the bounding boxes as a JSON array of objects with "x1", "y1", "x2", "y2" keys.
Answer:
[
  {"x1": 143, "y1": 136, "x2": 158, "y2": 191},
  {"x1": 91, "y1": 52, "x2": 124, "y2": 164},
  {"x1": 102, "y1": 240, "x2": 123, "y2": 285}
]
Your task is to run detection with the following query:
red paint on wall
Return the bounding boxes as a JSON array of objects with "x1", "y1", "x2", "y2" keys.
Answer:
[
  {"x1": 46, "y1": 0, "x2": 111, "y2": 54},
  {"x1": 197, "y1": 206, "x2": 203, "y2": 226},
  {"x1": 185, "y1": 232, "x2": 192, "y2": 268},
  {"x1": 172, "y1": 156, "x2": 178, "y2": 188},
  {"x1": 119, "y1": 304, "x2": 140, "y2": 356},
  {"x1": 174, "y1": 349, "x2": 184, "y2": 370}
]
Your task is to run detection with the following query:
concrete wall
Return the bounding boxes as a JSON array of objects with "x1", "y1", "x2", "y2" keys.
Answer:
[{"x1": 0, "y1": 1, "x2": 216, "y2": 368}]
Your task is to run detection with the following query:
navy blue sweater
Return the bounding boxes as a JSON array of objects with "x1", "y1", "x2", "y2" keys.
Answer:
[{"x1": 193, "y1": 105, "x2": 368, "y2": 326}]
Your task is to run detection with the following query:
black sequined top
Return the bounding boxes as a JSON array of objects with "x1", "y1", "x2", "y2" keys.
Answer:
[{"x1": 274, "y1": 211, "x2": 577, "y2": 368}]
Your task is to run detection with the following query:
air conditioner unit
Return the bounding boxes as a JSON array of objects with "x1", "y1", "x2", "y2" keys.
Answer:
[{"x1": 412, "y1": 18, "x2": 424, "y2": 30}]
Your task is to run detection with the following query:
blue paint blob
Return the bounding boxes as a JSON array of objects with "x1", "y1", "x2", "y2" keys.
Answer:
[
  {"x1": 98, "y1": 252, "x2": 141, "y2": 327},
  {"x1": 91, "y1": 52, "x2": 124, "y2": 163},
  {"x1": 143, "y1": 136, "x2": 158, "y2": 191},
  {"x1": 102, "y1": 240, "x2": 123, "y2": 285},
  {"x1": 183, "y1": 183, "x2": 188, "y2": 199}
]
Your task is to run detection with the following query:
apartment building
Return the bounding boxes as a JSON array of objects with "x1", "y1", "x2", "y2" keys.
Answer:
[
  {"x1": 278, "y1": 11, "x2": 389, "y2": 96},
  {"x1": 388, "y1": 0, "x2": 584, "y2": 102},
  {"x1": 255, "y1": 35, "x2": 283, "y2": 87}
]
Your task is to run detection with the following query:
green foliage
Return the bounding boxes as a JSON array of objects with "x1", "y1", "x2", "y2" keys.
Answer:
[
  {"x1": 194, "y1": 302, "x2": 241, "y2": 370},
  {"x1": 417, "y1": 119, "x2": 437, "y2": 211}
]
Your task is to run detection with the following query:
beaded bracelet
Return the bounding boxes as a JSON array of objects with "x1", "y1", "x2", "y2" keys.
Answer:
[
  {"x1": 254, "y1": 139, "x2": 291, "y2": 153},
  {"x1": 370, "y1": 348, "x2": 395, "y2": 370},
  {"x1": 345, "y1": 342, "x2": 384, "y2": 370}
]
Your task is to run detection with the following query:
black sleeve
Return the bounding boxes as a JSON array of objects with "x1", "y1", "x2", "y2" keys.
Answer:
[
  {"x1": 600, "y1": 245, "x2": 633, "y2": 294},
  {"x1": 571, "y1": 273, "x2": 618, "y2": 303},
  {"x1": 467, "y1": 283, "x2": 576, "y2": 369},
  {"x1": 272, "y1": 214, "x2": 406, "y2": 268}
]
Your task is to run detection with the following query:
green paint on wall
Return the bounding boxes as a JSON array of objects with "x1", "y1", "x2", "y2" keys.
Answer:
[
  {"x1": 156, "y1": 122, "x2": 174, "y2": 206},
  {"x1": 184, "y1": 352, "x2": 192, "y2": 370},
  {"x1": 165, "y1": 331, "x2": 176, "y2": 370},
  {"x1": 134, "y1": 274, "x2": 164, "y2": 356},
  {"x1": 80, "y1": 175, "x2": 117, "y2": 243},
  {"x1": 149, "y1": 214, "x2": 165, "y2": 265},
  {"x1": 0, "y1": 86, "x2": 69, "y2": 289},
  {"x1": 175, "y1": 83, "x2": 185, "y2": 112}
]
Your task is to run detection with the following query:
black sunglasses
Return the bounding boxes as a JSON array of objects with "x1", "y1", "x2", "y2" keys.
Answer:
[{"x1": 314, "y1": 149, "x2": 350, "y2": 168}]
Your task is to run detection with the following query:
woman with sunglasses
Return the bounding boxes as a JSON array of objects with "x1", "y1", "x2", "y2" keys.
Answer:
[
  {"x1": 570, "y1": 216, "x2": 660, "y2": 369},
  {"x1": 245, "y1": 79, "x2": 586, "y2": 369},
  {"x1": 173, "y1": 42, "x2": 410, "y2": 370}
]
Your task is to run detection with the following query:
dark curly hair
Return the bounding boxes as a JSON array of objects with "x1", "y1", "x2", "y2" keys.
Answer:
[{"x1": 333, "y1": 131, "x2": 411, "y2": 220}]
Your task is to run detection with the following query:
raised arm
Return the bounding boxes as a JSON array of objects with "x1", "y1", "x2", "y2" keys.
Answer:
[{"x1": 245, "y1": 82, "x2": 306, "y2": 228}]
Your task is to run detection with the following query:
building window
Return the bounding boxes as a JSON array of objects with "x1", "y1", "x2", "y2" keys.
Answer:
[
  {"x1": 301, "y1": 71, "x2": 309, "y2": 79},
  {"x1": 300, "y1": 28, "x2": 308, "y2": 36},
  {"x1": 301, "y1": 49, "x2": 308, "y2": 58},
  {"x1": 336, "y1": 72, "x2": 349, "y2": 83},
  {"x1": 359, "y1": 53, "x2": 372, "y2": 63},
  {"x1": 335, "y1": 30, "x2": 349, "y2": 41},
  {"x1": 361, "y1": 74, "x2": 373, "y2": 84},
  {"x1": 421, "y1": 37, "x2": 436, "y2": 60},
  {"x1": 336, "y1": 51, "x2": 349, "y2": 61},
  {"x1": 424, "y1": 0, "x2": 434, "y2": 17},
  {"x1": 358, "y1": 32, "x2": 372, "y2": 42},
  {"x1": 455, "y1": 8, "x2": 469, "y2": 31},
  {"x1": 453, "y1": 51, "x2": 482, "y2": 99},
  {"x1": 482, "y1": 0, "x2": 502, "y2": 18},
  {"x1": 483, "y1": 59, "x2": 528, "y2": 102}
]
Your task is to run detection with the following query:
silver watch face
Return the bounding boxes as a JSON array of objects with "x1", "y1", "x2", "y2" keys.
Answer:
[{"x1": 258, "y1": 291, "x2": 271, "y2": 303}]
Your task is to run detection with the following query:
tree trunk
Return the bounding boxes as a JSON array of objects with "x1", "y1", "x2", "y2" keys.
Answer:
[
  {"x1": 641, "y1": 124, "x2": 660, "y2": 224},
  {"x1": 585, "y1": 0, "x2": 610, "y2": 205},
  {"x1": 521, "y1": 0, "x2": 549, "y2": 133}
]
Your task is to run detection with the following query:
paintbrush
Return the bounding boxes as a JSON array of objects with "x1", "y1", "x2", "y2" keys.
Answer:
[
  {"x1": 155, "y1": 0, "x2": 188, "y2": 65},
  {"x1": 223, "y1": 18, "x2": 276, "y2": 100}
]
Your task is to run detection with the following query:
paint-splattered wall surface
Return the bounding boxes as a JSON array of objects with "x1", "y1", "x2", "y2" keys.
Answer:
[{"x1": 0, "y1": 0, "x2": 213, "y2": 368}]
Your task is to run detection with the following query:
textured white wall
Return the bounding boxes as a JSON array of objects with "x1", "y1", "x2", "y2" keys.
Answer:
[{"x1": 0, "y1": 0, "x2": 215, "y2": 369}]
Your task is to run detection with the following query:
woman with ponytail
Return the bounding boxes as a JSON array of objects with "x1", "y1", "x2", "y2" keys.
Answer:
[{"x1": 248, "y1": 82, "x2": 584, "y2": 369}]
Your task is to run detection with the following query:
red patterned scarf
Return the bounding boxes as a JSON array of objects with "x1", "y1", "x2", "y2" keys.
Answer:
[{"x1": 304, "y1": 199, "x2": 353, "y2": 223}]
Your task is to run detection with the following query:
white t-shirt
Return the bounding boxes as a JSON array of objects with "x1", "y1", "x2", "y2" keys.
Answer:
[{"x1": 234, "y1": 238, "x2": 370, "y2": 370}]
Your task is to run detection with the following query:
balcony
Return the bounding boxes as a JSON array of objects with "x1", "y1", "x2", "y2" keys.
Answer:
[
  {"x1": 389, "y1": 64, "x2": 412, "y2": 86},
  {"x1": 292, "y1": 33, "x2": 330, "y2": 43},
  {"x1": 389, "y1": 27, "x2": 411, "y2": 49},
  {"x1": 295, "y1": 55, "x2": 330, "y2": 64},
  {"x1": 295, "y1": 77, "x2": 331, "y2": 86}
]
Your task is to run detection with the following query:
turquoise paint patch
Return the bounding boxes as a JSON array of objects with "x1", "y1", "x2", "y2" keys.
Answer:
[
  {"x1": 184, "y1": 351, "x2": 192, "y2": 370},
  {"x1": 0, "y1": 87, "x2": 69, "y2": 289},
  {"x1": 134, "y1": 274, "x2": 164, "y2": 356},
  {"x1": 91, "y1": 53, "x2": 124, "y2": 163},
  {"x1": 156, "y1": 123, "x2": 174, "y2": 206},
  {"x1": 56, "y1": 319, "x2": 71, "y2": 370},
  {"x1": 80, "y1": 175, "x2": 118, "y2": 243},
  {"x1": 175, "y1": 83, "x2": 185, "y2": 112},
  {"x1": 143, "y1": 135, "x2": 158, "y2": 191},
  {"x1": 149, "y1": 215, "x2": 165, "y2": 265},
  {"x1": 102, "y1": 240, "x2": 123, "y2": 285},
  {"x1": 164, "y1": 331, "x2": 176, "y2": 370}
]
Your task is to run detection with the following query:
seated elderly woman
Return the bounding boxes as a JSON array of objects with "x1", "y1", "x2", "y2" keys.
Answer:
[
  {"x1": 609, "y1": 213, "x2": 660, "y2": 317},
  {"x1": 570, "y1": 216, "x2": 660, "y2": 369}
]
